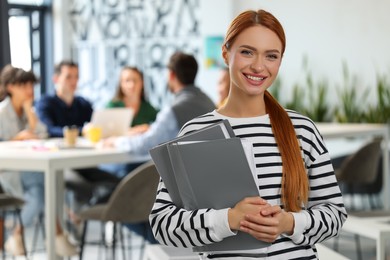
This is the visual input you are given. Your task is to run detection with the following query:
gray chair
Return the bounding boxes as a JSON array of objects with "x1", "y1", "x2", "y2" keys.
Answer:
[
  {"x1": 334, "y1": 138, "x2": 383, "y2": 260},
  {"x1": 78, "y1": 160, "x2": 160, "y2": 260},
  {"x1": 335, "y1": 138, "x2": 383, "y2": 210},
  {"x1": 0, "y1": 192, "x2": 27, "y2": 259}
]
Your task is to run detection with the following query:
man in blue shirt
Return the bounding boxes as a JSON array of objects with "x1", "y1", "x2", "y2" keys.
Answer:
[
  {"x1": 36, "y1": 61, "x2": 119, "y2": 229},
  {"x1": 36, "y1": 61, "x2": 92, "y2": 137}
]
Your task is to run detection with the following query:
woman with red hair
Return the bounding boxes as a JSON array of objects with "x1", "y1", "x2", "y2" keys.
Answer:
[{"x1": 150, "y1": 10, "x2": 346, "y2": 259}]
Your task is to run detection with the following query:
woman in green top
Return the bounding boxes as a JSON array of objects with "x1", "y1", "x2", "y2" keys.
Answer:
[
  {"x1": 107, "y1": 66, "x2": 158, "y2": 134},
  {"x1": 104, "y1": 67, "x2": 159, "y2": 243},
  {"x1": 102, "y1": 66, "x2": 158, "y2": 177}
]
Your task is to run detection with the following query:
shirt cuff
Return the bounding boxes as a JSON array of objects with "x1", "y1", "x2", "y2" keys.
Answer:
[
  {"x1": 283, "y1": 211, "x2": 310, "y2": 242},
  {"x1": 208, "y1": 208, "x2": 236, "y2": 241},
  {"x1": 114, "y1": 136, "x2": 131, "y2": 151}
]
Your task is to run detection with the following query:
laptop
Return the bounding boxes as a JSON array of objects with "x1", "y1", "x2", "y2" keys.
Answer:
[{"x1": 90, "y1": 108, "x2": 134, "y2": 138}]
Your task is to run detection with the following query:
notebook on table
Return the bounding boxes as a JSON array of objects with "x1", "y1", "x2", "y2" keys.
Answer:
[{"x1": 90, "y1": 108, "x2": 134, "y2": 138}]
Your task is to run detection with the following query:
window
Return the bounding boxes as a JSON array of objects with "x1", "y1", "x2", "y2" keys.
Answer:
[{"x1": 8, "y1": 0, "x2": 52, "y2": 97}]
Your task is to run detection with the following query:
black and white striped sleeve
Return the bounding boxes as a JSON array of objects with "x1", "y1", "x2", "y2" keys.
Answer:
[
  {"x1": 149, "y1": 179, "x2": 235, "y2": 247},
  {"x1": 287, "y1": 117, "x2": 347, "y2": 245}
]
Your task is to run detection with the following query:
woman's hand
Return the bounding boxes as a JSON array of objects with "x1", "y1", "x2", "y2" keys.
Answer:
[
  {"x1": 23, "y1": 97, "x2": 38, "y2": 131},
  {"x1": 127, "y1": 124, "x2": 150, "y2": 136},
  {"x1": 101, "y1": 136, "x2": 117, "y2": 148},
  {"x1": 239, "y1": 206, "x2": 294, "y2": 242},
  {"x1": 228, "y1": 197, "x2": 270, "y2": 231},
  {"x1": 13, "y1": 129, "x2": 38, "y2": 140}
]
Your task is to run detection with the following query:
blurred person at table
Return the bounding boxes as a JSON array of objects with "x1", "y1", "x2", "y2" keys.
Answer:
[
  {"x1": 107, "y1": 66, "x2": 158, "y2": 135},
  {"x1": 0, "y1": 65, "x2": 77, "y2": 256},
  {"x1": 35, "y1": 60, "x2": 120, "y2": 232},
  {"x1": 104, "y1": 51, "x2": 215, "y2": 242},
  {"x1": 36, "y1": 60, "x2": 92, "y2": 137},
  {"x1": 216, "y1": 66, "x2": 230, "y2": 108},
  {"x1": 100, "y1": 67, "x2": 159, "y2": 178},
  {"x1": 104, "y1": 52, "x2": 215, "y2": 157}
]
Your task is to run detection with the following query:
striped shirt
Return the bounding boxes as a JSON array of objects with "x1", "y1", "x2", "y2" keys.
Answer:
[{"x1": 150, "y1": 110, "x2": 347, "y2": 259}]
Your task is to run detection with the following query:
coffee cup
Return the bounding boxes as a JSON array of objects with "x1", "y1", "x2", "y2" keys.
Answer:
[{"x1": 63, "y1": 126, "x2": 79, "y2": 147}]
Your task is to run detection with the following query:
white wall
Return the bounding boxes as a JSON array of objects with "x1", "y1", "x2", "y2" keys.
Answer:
[
  {"x1": 233, "y1": 0, "x2": 390, "y2": 106},
  {"x1": 52, "y1": 0, "x2": 71, "y2": 63},
  {"x1": 197, "y1": 0, "x2": 234, "y2": 103},
  {"x1": 53, "y1": 0, "x2": 390, "y2": 108}
]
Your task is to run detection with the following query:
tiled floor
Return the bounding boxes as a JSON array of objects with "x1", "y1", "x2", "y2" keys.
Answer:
[{"x1": 2, "y1": 220, "x2": 390, "y2": 260}]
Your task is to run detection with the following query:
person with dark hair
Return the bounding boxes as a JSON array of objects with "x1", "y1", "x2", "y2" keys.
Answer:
[
  {"x1": 36, "y1": 60, "x2": 91, "y2": 137},
  {"x1": 104, "y1": 51, "x2": 215, "y2": 242},
  {"x1": 149, "y1": 10, "x2": 347, "y2": 259},
  {"x1": 0, "y1": 65, "x2": 77, "y2": 256},
  {"x1": 105, "y1": 52, "x2": 215, "y2": 156}
]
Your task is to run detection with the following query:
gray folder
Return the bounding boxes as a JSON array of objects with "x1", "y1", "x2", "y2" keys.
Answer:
[
  {"x1": 149, "y1": 120, "x2": 270, "y2": 252},
  {"x1": 149, "y1": 120, "x2": 235, "y2": 207},
  {"x1": 167, "y1": 138, "x2": 269, "y2": 252}
]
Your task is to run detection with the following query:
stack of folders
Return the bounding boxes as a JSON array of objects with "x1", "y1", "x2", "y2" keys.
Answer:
[{"x1": 149, "y1": 119, "x2": 270, "y2": 252}]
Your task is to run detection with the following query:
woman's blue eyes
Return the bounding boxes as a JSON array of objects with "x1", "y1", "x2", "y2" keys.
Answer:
[
  {"x1": 267, "y1": 54, "x2": 278, "y2": 60},
  {"x1": 240, "y1": 50, "x2": 252, "y2": 55},
  {"x1": 240, "y1": 50, "x2": 278, "y2": 60}
]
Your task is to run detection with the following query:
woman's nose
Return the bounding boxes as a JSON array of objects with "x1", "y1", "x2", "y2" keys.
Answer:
[{"x1": 250, "y1": 57, "x2": 264, "y2": 72}]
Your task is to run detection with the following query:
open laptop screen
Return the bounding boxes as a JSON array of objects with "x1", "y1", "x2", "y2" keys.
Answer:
[{"x1": 90, "y1": 108, "x2": 134, "y2": 138}]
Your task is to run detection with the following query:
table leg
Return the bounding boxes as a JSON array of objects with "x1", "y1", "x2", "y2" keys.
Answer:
[
  {"x1": 45, "y1": 167, "x2": 61, "y2": 260},
  {"x1": 383, "y1": 129, "x2": 389, "y2": 210},
  {"x1": 377, "y1": 233, "x2": 385, "y2": 260}
]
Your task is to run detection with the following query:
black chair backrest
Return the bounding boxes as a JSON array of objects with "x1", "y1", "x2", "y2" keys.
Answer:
[{"x1": 336, "y1": 139, "x2": 382, "y2": 184}]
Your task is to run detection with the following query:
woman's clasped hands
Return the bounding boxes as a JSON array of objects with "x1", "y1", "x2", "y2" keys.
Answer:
[{"x1": 228, "y1": 197, "x2": 294, "y2": 243}]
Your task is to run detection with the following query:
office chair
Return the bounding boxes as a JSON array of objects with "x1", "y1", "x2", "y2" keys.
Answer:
[
  {"x1": 0, "y1": 188, "x2": 28, "y2": 259},
  {"x1": 334, "y1": 138, "x2": 383, "y2": 260},
  {"x1": 78, "y1": 160, "x2": 160, "y2": 260},
  {"x1": 335, "y1": 138, "x2": 383, "y2": 211}
]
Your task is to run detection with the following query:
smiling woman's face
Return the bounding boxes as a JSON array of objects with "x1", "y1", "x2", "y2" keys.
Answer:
[{"x1": 224, "y1": 25, "x2": 282, "y2": 98}]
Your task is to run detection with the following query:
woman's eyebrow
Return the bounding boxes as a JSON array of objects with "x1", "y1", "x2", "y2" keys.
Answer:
[
  {"x1": 239, "y1": 45, "x2": 257, "y2": 51},
  {"x1": 265, "y1": 49, "x2": 281, "y2": 54},
  {"x1": 239, "y1": 45, "x2": 281, "y2": 54}
]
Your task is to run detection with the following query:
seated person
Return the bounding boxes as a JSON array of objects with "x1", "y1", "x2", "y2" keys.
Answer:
[
  {"x1": 101, "y1": 66, "x2": 158, "y2": 178},
  {"x1": 107, "y1": 66, "x2": 158, "y2": 135},
  {"x1": 35, "y1": 61, "x2": 120, "y2": 221},
  {"x1": 0, "y1": 65, "x2": 77, "y2": 256},
  {"x1": 104, "y1": 52, "x2": 216, "y2": 242}
]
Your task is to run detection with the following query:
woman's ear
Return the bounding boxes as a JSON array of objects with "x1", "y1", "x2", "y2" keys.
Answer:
[
  {"x1": 222, "y1": 46, "x2": 229, "y2": 66},
  {"x1": 168, "y1": 70, "x2": 175, "y2": 81},
  {"x1": 6, "y1": 84, "x2": 13, "y2": 95}
]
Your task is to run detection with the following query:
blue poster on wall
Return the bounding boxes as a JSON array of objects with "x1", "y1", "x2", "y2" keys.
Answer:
[{"x1": 204, "y1": 36, "x2": 224, "y2": 69}]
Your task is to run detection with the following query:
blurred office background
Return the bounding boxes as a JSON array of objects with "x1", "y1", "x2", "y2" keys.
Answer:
[{"x1": 1, "y1": 0, "x2": 389, "y2": 121}]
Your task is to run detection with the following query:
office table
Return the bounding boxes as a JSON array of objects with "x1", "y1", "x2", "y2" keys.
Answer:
[
  {"x1": 342, "y1": 214, "x2": 390, "y2": 260},
  {"x1": 0, "y1": 140, "x2": 148, "y2": 260},
  {"x1": 317, "y1": 123, "x2": 389, "y2": 209}
]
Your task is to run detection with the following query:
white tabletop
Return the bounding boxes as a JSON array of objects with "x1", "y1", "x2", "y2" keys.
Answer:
[
  {"x1": 0, "y1": 138, "x2": 149, "y2": 260},
  {"x1": 0, "y1": 139, "x2": 148, "y2": 171},
  {"x1": 317, "y1": 122, "x2": 387, "y2": 139}
]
